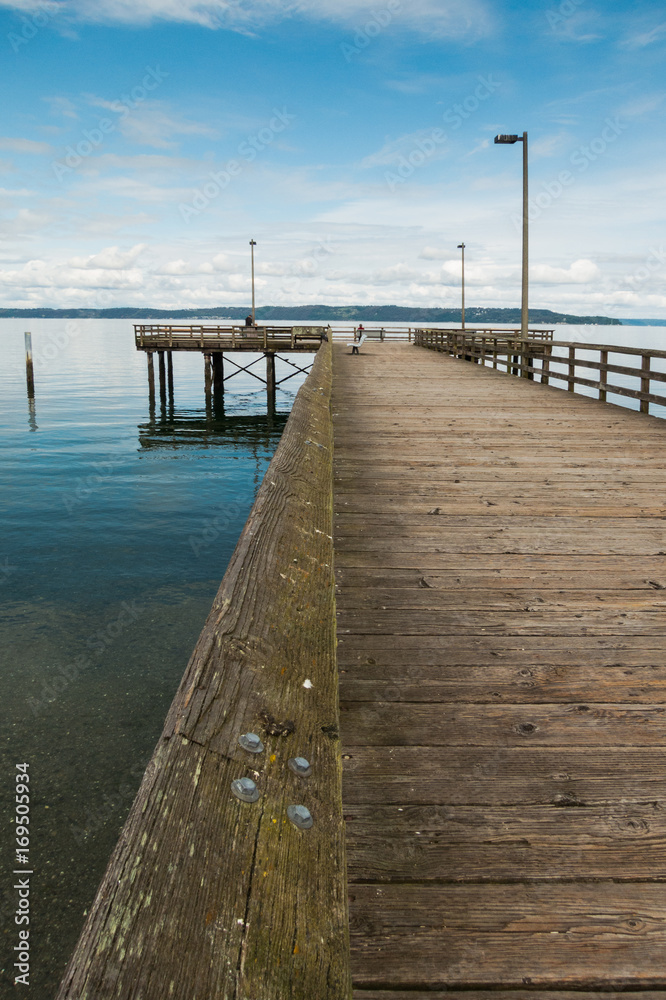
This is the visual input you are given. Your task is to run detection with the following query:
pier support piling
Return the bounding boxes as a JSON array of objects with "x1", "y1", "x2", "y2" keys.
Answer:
[
  {"x1": 167, "y1": 351, "x2": 174, "y2": 401},
  {"x1": 204, "y1": 353, "x2": 213, "y2": 415},
  {"x1": 147, "y1": 352, "x2": 155, "y2": 407},
  {"x1": 265, "y1": 352, "x2": 276, "y2": 413},
  {"x1": 158, "y1": 351, "x2": 167, "y2": 404},
  {"x1": 212, "y1": 353, "x2": 224, "y2": 397}
]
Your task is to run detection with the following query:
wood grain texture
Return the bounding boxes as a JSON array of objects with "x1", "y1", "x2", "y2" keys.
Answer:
[
  {"x1": 332, "y1": 342, "x2": 666, "y2": 991},
  {"x1": 354, "y1": 994, "x2": 666, "y2": 1000},
  {"x1": 349, "y1": 884, "x2": 666, "y2": 988},
  {"x1": 57, "y1": 339, "x2": 352, "y2": 1000}
]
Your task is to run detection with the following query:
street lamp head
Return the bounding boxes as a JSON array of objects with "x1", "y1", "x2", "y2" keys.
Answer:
[
  {"x1": 494, "y1": 134, "x2": 521, "y2": 144},
  {"x1": 457, "y1": 243, "x2": 465, "y2": 249},
  {"x1": 249, "y1": 239, "x2": 257, "y2": 246}
]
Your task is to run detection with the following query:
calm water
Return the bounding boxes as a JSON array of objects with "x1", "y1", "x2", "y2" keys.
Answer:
[
  {"x1": 0, "y1": 320, "x2": 310, "y2": 997},
  {"x1": 1, "y1": 319, "x2": 663, "y2": 996}
]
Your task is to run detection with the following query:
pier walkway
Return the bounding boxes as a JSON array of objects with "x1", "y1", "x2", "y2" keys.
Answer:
[
  {"x1": 59, "y1": 337, "x2": 666, "y2": 999},
  {"x1": 333, "y1": 341, "x2": 666, "y2": 994}
]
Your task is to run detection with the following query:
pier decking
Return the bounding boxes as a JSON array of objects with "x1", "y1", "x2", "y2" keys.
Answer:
[
  {"x1": 59, "y1": 335, "x2": 666, "y2": 998},
  {"x1": 334, "y1": 341, "x2": 666, "y2": 994}
]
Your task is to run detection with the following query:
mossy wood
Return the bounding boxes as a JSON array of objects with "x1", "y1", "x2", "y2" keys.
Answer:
[{"x1": 57, "y1": 338, "x2": 352, "y2": 1000}]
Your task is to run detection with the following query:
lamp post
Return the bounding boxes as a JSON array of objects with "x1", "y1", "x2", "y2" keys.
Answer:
[
  {"x1": 249, "y1": 239, "x2": 257, "y2": 324},
  {"x1": 494, "y1": 132, "x2": 528, "y2": 340},
  {"x1": 457, "y1": 243, "x2": 465, "y2": 330}
]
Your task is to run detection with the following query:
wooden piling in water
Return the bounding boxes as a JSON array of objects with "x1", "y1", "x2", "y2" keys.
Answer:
[
  {"x1": 56, "y1": 338, "x2": 351, "y2": 1000},
  {"x1": 158, "y1": 350, "x2": 167, "y2": 403},
  {"x1": 167, "y1": 350, "x2": 174, "y2": 400},
  {"x1": 212, "y1": 352, "x2": 224, "y2": 399},
  {"x1": 146, "y1": 351, "x2": 155, "y2": 405},
  {"x1": 25, "y1": 331, "x2": 35, "y2": 398},
  {"x1": 265, "y1": 351, "x2": 276, "y2": 413}
]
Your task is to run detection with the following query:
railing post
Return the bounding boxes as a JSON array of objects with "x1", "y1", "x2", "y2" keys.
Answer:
[
  {"x1": 641, "y1": 353, "x2": 651, "y2": 414},
  {"x1": 599, "y1": 350, "x2": 607, "y2": 402},
  {"x1": 568, "y1": 345, "x2": 576, "y2": 391},
  {"x1": 542, "y1": 344, "x2": 551, "y2": 385}
]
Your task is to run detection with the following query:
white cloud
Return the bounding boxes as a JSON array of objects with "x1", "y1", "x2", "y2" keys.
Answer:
[
  {"x1": 44, "y1": 96, "x2": 79, "y2": 120},
  {"x1": 530, "y1": 132, "x2": 573, "y2": 159},
  {"x1": 86, "y1": 97, "x2": 218, "y2": 148},
  {"x1": 531, "y1": 259, "x2": 601, "y2": 284},
  {"x1": 0, "y1": 0, "x2": 495, "y2": 37},
  {"x1": 0, "y1": 258, "x2": 145, "y2": 290},
  {"x1": 620, "y1": 22, "x2": 666, "y2": 49},
  {"x1": 360, "y1": 129, "x2": 448, "y2": 169},
  {"x1": 0, "y1": 137, "x2": 53, "y2": 155},
  {"x1": 68, "y1": 244, "x2": 147, "y2": 269}
]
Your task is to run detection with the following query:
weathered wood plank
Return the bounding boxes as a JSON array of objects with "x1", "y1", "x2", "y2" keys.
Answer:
[
  {"x1": 345, "y1": 803, "x2": 666, "y2": 881},
  {"x1": 58, "y1": 340, "x2": 351, "y2": 1000},
  {"x1": 354, "y1": 993, "x2": 666, "y2": 1000},
  {"x1": 341, "y1": 746, "x2": 666, "y2": 805},
  {"x1": 339, "y1": 661, "x2": 666, "y2": 704},
  {"x1": 349, "y1": 883, "x2": 666, "y2": 988},
  {"x1": 337, "y1": 609, "x2": 666, "y2": 635},
  {"x1": 336, "y1": 586, "x2": 666, "y2": 611},
  {"x1": 340, "y1": 702, "x2": 666, "y2": 746},
  {"x1": 336, "y1": 567, "x2": 666, "y2": 589}
]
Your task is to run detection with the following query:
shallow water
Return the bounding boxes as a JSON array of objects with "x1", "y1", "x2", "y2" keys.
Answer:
[{"x1": 0, "y1": 319, "x2": 310, "y2": 996}]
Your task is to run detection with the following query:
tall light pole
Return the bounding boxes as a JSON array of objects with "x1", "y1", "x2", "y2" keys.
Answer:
[
  {"x1": 457, "y1": 243, "x2": 465, "y2": 330},
  {"x1": 494, "y1": 132, "x2": 528, "y2": 339},
  {"x1": 249, "y1": 238, "x2": 257, "y2": 324}
]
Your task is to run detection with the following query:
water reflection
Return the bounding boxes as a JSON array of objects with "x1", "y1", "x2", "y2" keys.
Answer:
[
  {"x1": 27, "y1": 395, "x2": 38, "y2": 432},
  {"x1": 137, "y1": 402, "x2": 289, "y2": 452}
]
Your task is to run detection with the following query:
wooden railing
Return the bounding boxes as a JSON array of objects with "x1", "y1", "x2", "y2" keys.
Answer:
[
  {"x1": 134, "y1": 324, "x2": 329, "y2": 350},
  {"x1": 329, "y1": 326, "x2": 554, "y2": 342},
  {"x1": 415, "y1": 329, "x2": 666, "y2": 416},
  {"x1": 58, "y1": 338, "x2": 351, "y2": 1000}
]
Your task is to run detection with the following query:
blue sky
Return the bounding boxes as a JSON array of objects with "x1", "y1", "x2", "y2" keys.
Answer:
[{"x1": 1, "y1": 0, "x2": 665, "y2": 317}]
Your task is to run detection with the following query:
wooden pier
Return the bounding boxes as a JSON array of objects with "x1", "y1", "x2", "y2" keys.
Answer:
[
  {"x1": 134, "y1": 323, "x2": 328, "y2": 411},
  {"x1": 59, "y1": 334, "x2": 666, "y2": 997}
]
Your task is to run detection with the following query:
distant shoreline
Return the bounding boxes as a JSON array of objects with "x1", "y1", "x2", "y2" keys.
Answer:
[{"x1": 0, "y1": 305, "x2": 642, "y2": 325}]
